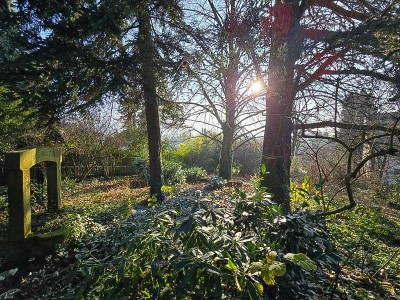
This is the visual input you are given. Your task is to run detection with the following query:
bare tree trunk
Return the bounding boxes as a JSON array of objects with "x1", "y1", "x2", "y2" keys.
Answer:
[
  {"x1": 219, "y1": 64, "x2": 237, "y2": 179},
  {"x1": 138, "y1": 2, "x2": 164, "y2": 200},
  {"x1": 218, "y1": 2, "x2": 238, "y2": 180},
  {"x1": 219, "y1": 125, "x2": 235, "y2": 179},
  {"x1": 261, "y1": 4, "x2": 302, "y2": 213}
]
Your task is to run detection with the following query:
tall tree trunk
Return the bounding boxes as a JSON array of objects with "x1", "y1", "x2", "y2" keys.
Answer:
[
  {"x1": 138, "y1": 3, "x2": 164, "y2": 200},
  {"x1": 219, "y1": 124, "x2": 235, "y2": 179},
  {"x1": 260, "y1": 4, "x2": 303, "y2": 213},
  {"x1": 219, "y1": 1, "x2": 238, "y2": 180},
  {"x1": 219, "y1": 66, "x2": 237, "y2": 179}
]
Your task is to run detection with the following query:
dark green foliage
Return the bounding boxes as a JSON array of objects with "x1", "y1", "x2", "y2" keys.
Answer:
[
  {"x1": 132, "y1": 156, "x2": 149, "y2": 181},
  {"x1": 329, "y1": 202, "x2": 400, "y2": 278},
  {"x1": 164, "y1": 136, "x2": 220, "y2": 173},
  {"x1": 233, "y1": 191, "x2": 276, "y2": 231},
  {"x1": 163, "y1": 162, "x2": 207, "y2": 185},
  {"x1": 0, "y1": 186, "x2": 6, "y2": 212},
  {"x1": 164, "y1": 136, "x2": 263, "y2": 176},
  {"x1": 183, "y1": 167, "x2": 207, "y2": 183},
  {"x1": 1, "y1": 0, "x2": 183, "y2": 127},
  {"x1": 272, "y1": 211, "x2": 338, "y2": 299},
  {"x1": 209, "y1": 175, "x2": 227, "y2": 190},
  {"x1": 273, "y1": 212, "x2": 334, "y2": 260},
  {"x1": 163, "y1": 160, "x2": 186, "y2": 185},
  {"x1": 71, "y1": 191, "x2": 336, "y2": 299},
  {"x1": 0, "y1": 18, "x2": 38, "y2": 159}
]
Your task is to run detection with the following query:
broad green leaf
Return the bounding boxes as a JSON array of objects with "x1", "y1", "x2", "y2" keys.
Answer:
[
  {"x1": 8, "y1": 268, "x2": 18, "y2": 276},
  {"x1": 266, "y1": 251, "x2": 277, "y2": 263},
  {"x1": 247, "y1": 281, "x2": 262, "y2": 300},
  {"x1": 227, "y1": 258, "x2": 238, "y2": 272},
  {"x1": 260, "y1": 265, "x2": 274, "y2": 285},
  {"x1": 260, "y1": 164, "x2": 267, "y2": 174},
  {"x1": 182, "y1": 265, "x2": 198, "y2": 285},
  {"x1": 249, "y1": 262, "x2": 263, "y2": 273},
  {"x1": 269, "y1": 261, "x2": 286, "y2": 276},
  {"x1": 254, "y1": 282, "x2": 264, "y2": 294},
  {"x1": 141, "y1": 290, "x2": 151, "y2": 298},
  {"x1": 284, "y1": 253, "x2": 317, "y2": 271},
  {"x1": 202, "y1": 263, "x2": 221, "y2": 276}
]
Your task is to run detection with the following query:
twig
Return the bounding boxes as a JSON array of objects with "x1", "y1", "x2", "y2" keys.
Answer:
[
  {"x1": 329, "y1": 260, "x2": 342, "y2": 300},
  {"x1": 372, "y1": 247, "x2": 400, "y2": 278}
]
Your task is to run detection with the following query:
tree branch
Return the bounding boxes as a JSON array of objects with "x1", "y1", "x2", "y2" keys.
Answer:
[
  {"x1": 323, "y1": 68, "x2": 399, "y2": 84},
  {"x1": 314, "y1": 0, "x2": 368, "y2": 21},
  {"x1": 294, "y1": 121, "x2": 400, "y2": 136}
]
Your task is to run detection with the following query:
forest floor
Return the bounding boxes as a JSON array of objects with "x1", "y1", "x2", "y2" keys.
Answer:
[
  {"x1": 0, "y1": 177, "x2": 222, "y2": 298},
  {"x1": 0, "y1": 176, "x2": 399, "y2": 299}
]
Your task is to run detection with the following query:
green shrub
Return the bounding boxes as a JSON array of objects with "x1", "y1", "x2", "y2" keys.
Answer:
[
  {"x1": 210, "y1": 175, "x2": 227, "y2": 189},
  {"x1": 163, "y1": 135, "x2": 262, "y2": 176},
  {"x1": 72, "y1": 191, "x2": 335, "y2": 299},
  {"x1": 0, "y1": 186, "x2": 7, "y2": 212},
  {"x1": 0, "y1": 195, "x2": 6, "y2": 212},
  {"x1": 132, "y1": 156, "x2": 149, "y2": 181},
  {"x1": 271, "y1": 211, "x2": 338, "y2": 299},
  {"x1": 164, "y1": 136, "x2": 220, "y2": 173},
  {"x1": 163, "y1": 160, "x2": 186, "y2": 185},
  {"x1": 61, "y1": 177, "x2": 78, "y2": 195},
  {"x1": 329, "y1": 204, "x2": 400, "y2": 278},
  {"x1": 63, "y1": 214, "x2": 104, "y2": 243},
  {"x1": 183, "y1": 167, "x2": 207, "y2": 183}
]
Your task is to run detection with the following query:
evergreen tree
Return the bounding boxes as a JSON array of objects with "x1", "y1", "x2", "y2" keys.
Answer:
[{"x1": 0, "y1": 0, "x2": 183, "y2": 199}]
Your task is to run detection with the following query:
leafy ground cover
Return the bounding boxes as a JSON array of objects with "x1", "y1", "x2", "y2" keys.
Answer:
[
  {"x1": 0, "y1": 177, "x2": 149, "y2": 241},
  {"x1": 0, "y1": 177, "x2": 147, "y2": 296},
  {"x1": 0, "y1": 177, "x2": 399, "y2": 299},
  {"x1": 328, "y1": 190, "x2": 400, "y2": 299},
  {"x1": 291, "y1": 181, "x2": 400, "y2": 299}
]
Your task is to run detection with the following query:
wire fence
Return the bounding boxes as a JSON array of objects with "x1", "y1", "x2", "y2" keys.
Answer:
[{"x1": 61, "y1": 165, "x2": 136, "y2": 179}]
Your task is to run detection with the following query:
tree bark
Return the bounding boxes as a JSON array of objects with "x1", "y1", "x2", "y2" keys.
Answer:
[
  {"x1": 218, "y1": 56, "x2": 238, "y2": 179},
  {"x1": 218, "y1": 1, "x2": 238, "y2": 180},
  {"x1": 261, "y1": 3, "x2": 303, "y2": 213},
  {"x1": 138, "y1": 2, "x2": 164, "y2": 200},
  {"x1": 219, "y1": 124, "x2": 235, "y2": 179}
]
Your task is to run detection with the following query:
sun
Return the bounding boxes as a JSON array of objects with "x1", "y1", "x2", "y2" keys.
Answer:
[{"x1": 250, "y1": 81, "x2": 263, "y2": 94}]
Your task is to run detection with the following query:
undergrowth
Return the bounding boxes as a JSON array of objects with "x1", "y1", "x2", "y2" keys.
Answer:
[
  {"x1": 67, "y1": 191, "x2": 336, "y2": 299},
  {"x1": 291, "y1": 179, "x2": 400, "y2": 298},
  {"x1": 2, "y1": 177, "x2": 398, "y2": 299}
]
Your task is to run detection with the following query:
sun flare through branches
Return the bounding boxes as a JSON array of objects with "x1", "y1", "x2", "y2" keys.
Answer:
[{"x1": 249, "y1": 80, "x2": 264, "y2": 94}]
